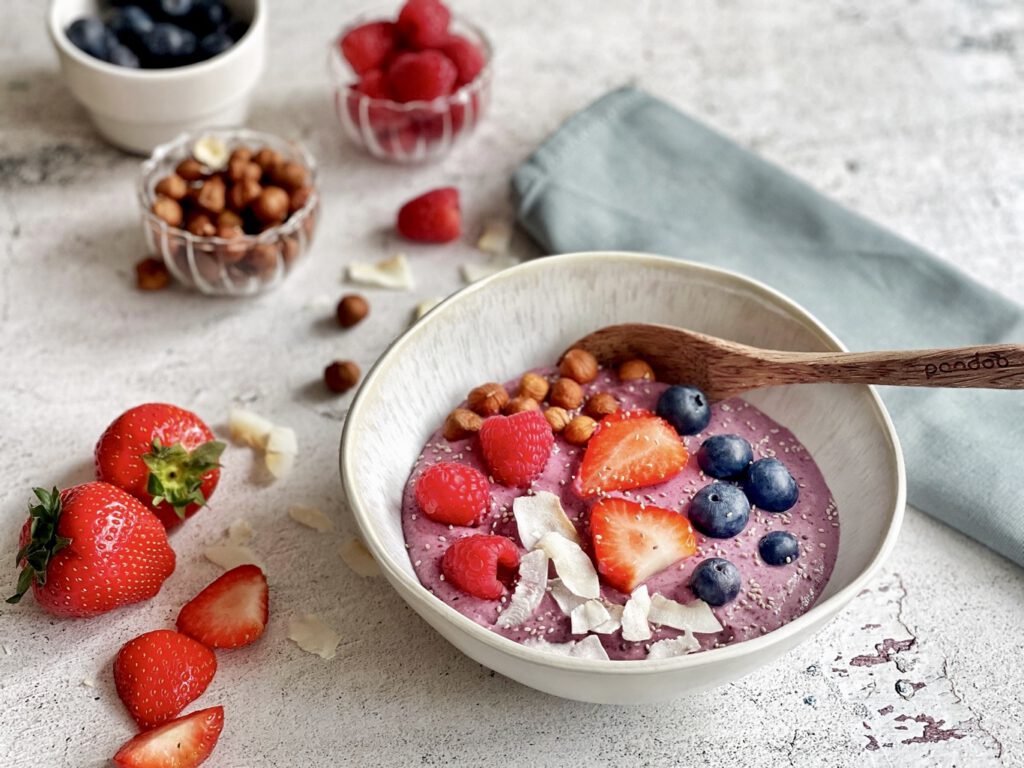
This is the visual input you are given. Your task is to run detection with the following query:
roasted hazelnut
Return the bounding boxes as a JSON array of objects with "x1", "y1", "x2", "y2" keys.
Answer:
[
  {"x1": 216, "y1": 209, "x2": 244, "y2": 229},
  {"x1": 196, "y1": 176, "x2": 226, "y2": 214},
  {"x1": 443, "y1": 408, "x2": 483, "y2": 441},
  {"x1": 154, "y1": 174, "x2": 187, "y2": 200},
  {"x1": 175, "y1": 157, "x2": 206, "y2": 182},
  {"x1": 227, "y1": 155, "x2": 250, "y2": 183},
  {"x1": 564, "y1": 415, "x2": 597, "y2": 445},
  {"x1": 324, "y1": 360, "x2": 361, "y2": 394},
  {"x1": 544, "y1": 407, "x2": 572, "y2": 433},
  {"x1": 253, "y1": 147, "x2": 282, "y2": 171},
  {"x1": 151, "y1": 196, "x2": 183, "y2": 227},
  {"x1": 549, "y1": 378, "x2": 583, "y2": 410},
  {"x1": 559, "y1": 348, "x2": 599, "y2": 384},
  {"x1": 135, "y1": 257, "x2": 170, "y2": 291},
  {"x1": 290, "y1": 185, "x2": 313, "y2": 214},
  {"x1": 242, "y1": 243, "x2": 279, "y2": 276},
  {"x1": 336, "y1": 293, "x2": 369, "y2": 328},
  {"x1": 242, "y1": 161, "x2": 263, "y2": 182},
  {"x1": 215, "y1": 225, "x2": 247, "y2": 263},
  {"x1": 251, "y1": 186, "x2": 290, "y2": 225},
  {"x1": 282, "y1": 237, "x2": 301, "y2": 267},
  {"x1": 228, "y1": 178, "x2": 262, "y2": 211},
  {"x1": 186, "y1": 213, "x2": 216, "y2": 237},
  {"x1": 619, "y1": 359, "x2": 655, "y2": 381},
  {"x1": 271, "y1": 160, "x2": 308, "y2": 192},
  {"x1": 518, "y1": 372, "x2": 549, "y2": 402},
  {"x1": 504, "y1": 396, "x2": 540, "y2": 415},
  {"x1": 467, "y1": 382, "x2": 509, "y2": 416},
  {"x1": 584, "y1": 392, "x2": 619, "y2": 419}
]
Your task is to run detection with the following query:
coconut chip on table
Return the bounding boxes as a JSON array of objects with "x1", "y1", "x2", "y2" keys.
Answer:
[
  {"x1": 496, "y1": 550, "x2": 548, "y2": 628},
  {"x1": 287, "y1": 614, "x2": 341, "y2": 660},
  {"x1": 413, "y1": 296, "x2": 442, "y2": 321},
  {"x1": 347, "y1": 253, "x2": 414, "y2": 290},
  {"x1": 476, "y1": 219, "x2": 513, "y2": 254},
  {"x1": 288, "y1": 505, "x2": 333, "y2": 533},
  {"x1": 535, "y1": 532, "x2": 600, "y2": 600},
  {"x1": 264, "y1": 425, "x2": 298, "y2": 479},
  {"x1": 339, "y1": 538, "x2": 381, "y2": 578},
  {"x1": 227, "y1": 519, "x2": 254, "y2": 546},
  {"x1": 513, "y1": 491, "x2": 580, "y2": 550}
]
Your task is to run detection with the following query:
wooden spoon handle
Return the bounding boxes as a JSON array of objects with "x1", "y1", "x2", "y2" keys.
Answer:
[{"x1": 759, "y1": 344, "x2": 1024, "y2": 389}]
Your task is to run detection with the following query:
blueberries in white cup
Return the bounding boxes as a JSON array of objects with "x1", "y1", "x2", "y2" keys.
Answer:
[{"x1": 65, "y1": 0, "x2": 249, "y2": 69}]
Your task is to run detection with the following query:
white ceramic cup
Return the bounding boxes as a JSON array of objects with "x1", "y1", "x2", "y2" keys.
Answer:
[
  {"x1": 48, "y1": 0, "x2": 266, "y2": 154},
  {"x1": 341, "y1": 252, "x2": 906, "y2": 704}
]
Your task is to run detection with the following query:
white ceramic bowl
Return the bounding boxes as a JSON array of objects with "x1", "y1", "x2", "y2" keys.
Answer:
[
  {"x1": 48, "y1": 0, "x2": 266, "y2": 154},
  {"x1": 341, "y1": 252, "x2": 905, "y2": 704}
]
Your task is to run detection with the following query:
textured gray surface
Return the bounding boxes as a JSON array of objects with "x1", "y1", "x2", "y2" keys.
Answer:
[{"x1": 0, "y1": 0, "x2": 1022, "y2": 766}]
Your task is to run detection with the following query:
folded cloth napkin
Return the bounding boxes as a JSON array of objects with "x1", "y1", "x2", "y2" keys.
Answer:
[{"x1": 512, "y1": 86, "x2": 1024, "y2": 567}]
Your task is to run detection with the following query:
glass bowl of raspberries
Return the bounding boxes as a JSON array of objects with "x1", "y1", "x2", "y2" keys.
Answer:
[{"x1": 330, "y1": 0, "x2": 492, "y2": 163}]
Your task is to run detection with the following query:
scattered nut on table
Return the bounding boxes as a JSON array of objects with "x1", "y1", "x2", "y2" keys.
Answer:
[
  {"x1": 324, "y1": 360, "x2": 361, "y2": 393},
  {"x1": 136, "y1": 257, "x2": 170, "y2": 291},
  {"x1": 336, "y1": 294, "x2": 370, "y2": 328}
]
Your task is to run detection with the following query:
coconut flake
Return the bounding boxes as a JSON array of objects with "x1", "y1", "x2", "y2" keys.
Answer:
[
  {"x1": 621, "y1": 584, "x2": 652, "y2": 642},
  {"x1": 535, "y1": 532, "x2": 599, "y2": 599},
  {"x1": 570, "y1": 600, "x2": 612, "y2": 635},
  {"x1": 287, "y1": 614, "x2": 341, "y2": 659},
  {"x1": 347, "y1": 253, "x2": 414, "y2": 290},
  {"x1": 289, "y1": 505, "x2": 333, "y2": 532},
  {"x1": 227, "y1": 519, "x2": 254, "y2": 546},
  {"x1": 513, "y1": 491, "x2": 580, "y2": 550},
  {"x1": 413, "y1": 296, "x2": 442, "y2": 320},
  {"x1": 265, "y1": 426, "x2": 297, "y2": 479},
  {"x1": 476, "y1": 219, "x2": 513, "y2": 254},
  {"x1": 496, "y1": 550, "x2": 548, "y2": 628},
  {"x1": 460, "y1": 254, "x2": 519, "y2": 284},
  {"x1": 203, "y1": 544, "x2": 261, "y2": 571},
  {"x1": 548, "y1": 578, "x2": 587, "y2": 615},
  {"x1": 646, "y1": 633, "x2": 701, "y2": 659},
  {"x1": 192, "y1": 135, "x2": 229, "y2": 170},
  {"x1": 522, "y1": 637, "x2": 576, "y2": 656},
  {"x1": 339, "y1": 538, "x2": 380, "y2": 577},
  {"x1": 594, "y1": 602, "x2": 624, "y2": 634},
  {"x1": 569, "y1": 634, "x2": 610, "y2": 661},
  {"x1": 228, "y1": 407, "x2": 274, "y2": 448},
  {"x1": 81, "y1": 678, "x2": 95, "y2": 688},
  {"x1": 647, "y1": 594, "x2": 723, "y2": 633}
]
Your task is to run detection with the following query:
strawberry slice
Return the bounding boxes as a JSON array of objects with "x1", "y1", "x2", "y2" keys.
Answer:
[
  {"x1": 113, "y1": 706, "x2": 224, "y2": 768},
  {"x1": 576, "y1": 411, "x2": 688, "y2": 496},
  {"x1": 177, "y1": 565, "x2": 269, "y2": 649},
  {"x1": 590, "y1": 498, "x2": 697, "y2": 593}
]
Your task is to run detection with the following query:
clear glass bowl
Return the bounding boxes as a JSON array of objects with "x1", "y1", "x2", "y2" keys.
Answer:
[
  {"x1": 329, "y1": 14, "x2": 493, "y2": 163},
  {"x1": 138, "y1": 128, "x2": 320, "y2": 296}
]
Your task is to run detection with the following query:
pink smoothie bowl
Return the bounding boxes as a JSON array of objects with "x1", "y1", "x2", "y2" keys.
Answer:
[{"x1": 339, "y1": 252, "x2": 905, "y2": 704}]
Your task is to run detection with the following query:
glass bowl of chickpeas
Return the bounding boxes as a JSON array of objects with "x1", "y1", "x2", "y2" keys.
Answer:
[{"x1": 138, "y1": 128, "x2": 320, "y2": 296}]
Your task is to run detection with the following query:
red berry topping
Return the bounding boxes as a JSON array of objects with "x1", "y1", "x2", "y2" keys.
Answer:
[
  {"x1": 441, "y1": 534, "x2": 520, "y2": 599},
  {"x1": 387, "y1": 50, "x2": 457, "y2": 103},
  {"x1": 176, "y1": 564, "x2": 269, "y2": 649},
  {"x1": 478, "y1": 410, "x2": 554, "y2": 487},
  {"x1": 440, "y1": 34, "x2": 485, "y2": 86},
  {"x1": 353, "y1": 68, "x2": 389, "y2": 98},
  {"x1": 341, "y1": 21, "x2": 398, "y2": 75},
  {"x1": 576, "y1": 410, "x2": 688, "y2": 496},
  {"x1": 396, "y1": 187, "x2": 461, "y2": 243},
  {"x1": 415, "y1": 461, "x2": 490, "y2": 525},
  {"x1": 590, "y1": 498, "x2": 697, "y2": 593},
  {"x1": 396, "y1": 0, "x2": 451, "y2": 48}
]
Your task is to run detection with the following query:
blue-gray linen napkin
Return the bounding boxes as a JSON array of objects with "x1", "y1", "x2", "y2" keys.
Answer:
[{"x1": 512, "y1": 86, "x2": 1024, "y2": 567}]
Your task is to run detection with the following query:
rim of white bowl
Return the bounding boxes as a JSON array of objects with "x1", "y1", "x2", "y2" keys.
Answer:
[
  {"x1": 341, "y1": 251, "x2": 906, "y2": 673},
  {"x1": 47, "y1": 0, "x2": 265, "y2": 80}
]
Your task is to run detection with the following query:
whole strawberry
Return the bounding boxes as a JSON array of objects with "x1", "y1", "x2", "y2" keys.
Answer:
[
  {"x1": 7, "y1": 482, "x2": 175, "y2": 618},
  {"x1": 95, "y1": 403, "x2": 225, "y2": 529}
]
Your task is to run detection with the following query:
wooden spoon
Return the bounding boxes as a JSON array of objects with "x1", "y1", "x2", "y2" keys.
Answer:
[{"x1": 570, "y1": 323, "x2": 1024, "y2": 402}]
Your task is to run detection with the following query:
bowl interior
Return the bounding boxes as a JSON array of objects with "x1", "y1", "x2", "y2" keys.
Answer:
[{"x1": 343, "y1": 252, "x2": 902, "y2": 663}]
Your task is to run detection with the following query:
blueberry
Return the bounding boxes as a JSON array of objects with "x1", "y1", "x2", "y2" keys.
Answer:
[
  {"x1": 141, "y1": 23, "x2": 197, "y2": 66},
  {"x1": 688, "y1": 482, "x2": 750, "y2": 538},
  {"x1": 690, "y1": 558, "x2": 741, "y2": 606},
  {"x1": 66, "y1": 18, "x2": 111, "y2": 61},
  {"x1": 106, "y1": 5, "x2": 154, "y2": 44},
  {"x1": 198, "y1": 31, "x2": 233, "y2": 59},
  {"x1": 697, "y1": 434, "x2": 753, "y2": 479},
  {"x1": 758, "y1": 531, "x2": 800, "y2": 566},
  {"x1": 107, "y1": 42, "x2": 141, "y2": 67},
  {"x1": 188, "y1": 0, "x2": 228, "y2": 36},
  {"x1": 656, "y1": 385, "x2": 711, "y2": 436},
  {"x1": 159, "y1": 0, "x2": 194, "y2": 18},
  {"x1": 744, "y1": 458, "x2": 799, "y2": 512}
]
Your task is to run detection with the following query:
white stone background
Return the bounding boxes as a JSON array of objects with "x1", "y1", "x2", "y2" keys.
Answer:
[{"x1": 1, "y1": 0, "x2": 1023, "y2": 766}]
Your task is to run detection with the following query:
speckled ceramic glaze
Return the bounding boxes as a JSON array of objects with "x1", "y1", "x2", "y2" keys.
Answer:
[{"x1": 341, "y1": 252, "x2": 905, "y2": 704}]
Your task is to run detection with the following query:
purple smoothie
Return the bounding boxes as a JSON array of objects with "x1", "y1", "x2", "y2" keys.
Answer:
[{"x1": 401, "y1": 368, "x2": 839, "y2": 660}]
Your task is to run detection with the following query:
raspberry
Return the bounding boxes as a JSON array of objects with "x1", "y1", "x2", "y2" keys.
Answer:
[
  {"x1": 441, "y1": 534, "x2": 519, "y2": 599},
  {"x1": 478, "y1": 411, "x2": 554, "y2": 487},
  {"x1": 386, "y1": 50, "x2": 457, "y2": 103},
  {"x1": 340, "y1": 21, "x2": 398, "y2": 75},
  {"x1": 440, "y1": 35, "x2": 485, "y2": 86},
  {"x1": 414, "y1": 462, "x2": 490, "y2": 526},
  {"x1": 353, "y1": 68, "x2": 389, "y2": 98},
  {"x1": 396, "y1": 187, "x2": 461, "y2": 243},
  {"x1": 396, "y1": 0, "x2": 451, "y2": 49}
]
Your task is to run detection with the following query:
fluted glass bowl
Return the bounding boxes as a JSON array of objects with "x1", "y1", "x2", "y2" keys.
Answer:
[
  {"x1": 329, "y1": 14, "x2": 492, "y2": 163},
  {"x1": 138, "y1": 128, "x2": 320, "y2": 296}
]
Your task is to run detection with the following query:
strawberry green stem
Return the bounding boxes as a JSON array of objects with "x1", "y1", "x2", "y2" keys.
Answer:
[
  {"x1": 7, "y1": 487, "x2": 71, "y2": 605},
  {"x1": 143, "y1": 438, "x2": 225, "y2": 519}
]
